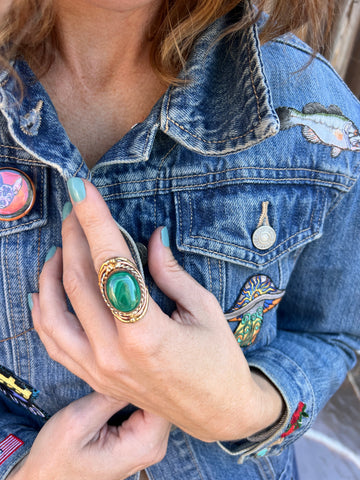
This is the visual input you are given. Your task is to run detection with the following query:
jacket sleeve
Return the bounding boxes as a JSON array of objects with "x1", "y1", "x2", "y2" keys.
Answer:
[
  {"x1": 218, "y1": 154, "x2": 360, "y2": 461},
  {"x1": 0, "y1": 395, "x2": 42, "y2": 479}
]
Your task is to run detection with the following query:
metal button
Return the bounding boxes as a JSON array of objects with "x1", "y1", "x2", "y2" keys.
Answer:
[
  {"x1": 0, "y1": 168, "x2": 36, "y2": 221},
  {"x1": 252, "y1": 225, "x2": 276, "y2": 250}
]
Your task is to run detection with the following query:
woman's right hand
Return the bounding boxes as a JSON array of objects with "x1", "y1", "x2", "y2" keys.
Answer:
[{"x1": 8, "y1": 392, "x2": 170, "y2": 480}]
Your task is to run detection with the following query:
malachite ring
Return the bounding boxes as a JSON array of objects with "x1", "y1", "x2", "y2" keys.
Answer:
[{"x1": 98, "y1": 257, "x2": 149, "y2": 323}]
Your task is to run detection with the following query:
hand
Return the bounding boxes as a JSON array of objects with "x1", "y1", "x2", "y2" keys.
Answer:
[
  {"x1": 32, "y1": 179, "x2": 284, "y2": 442},
  {"x1": 8, "y1": 392, "x2": 170, "y2": 480}
]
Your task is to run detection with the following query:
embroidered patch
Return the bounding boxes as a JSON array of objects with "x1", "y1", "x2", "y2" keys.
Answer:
[
  {"x1": 0, "y1": 435, "x2": 24, "y2": 466},
  {"x1": 225, "y1": 275, "x2": 285, "y2": 347},
  {"x1": 281, "y1": 402, "x2": 309, "y2": 439},
  {"x1": 276, "y1": 103, "x2": 360, "y2": 157},
  {"x1": 0, "y1": 168, "x2": 36, "y2": 221},
  {"x1": 0, "y1": 365, "x2": 48, "y2": 419},
  {"x1": 20, "y1": 100, "x2": 43, "y2": 136}
]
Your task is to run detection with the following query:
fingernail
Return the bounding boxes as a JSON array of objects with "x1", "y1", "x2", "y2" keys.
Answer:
[
  {"x1": 27, "y1": 293, "x2": 33, "y2": 311},
  {"x1": 67, "y1": 177, "x2": 86, "y2": 203},
  {"x1": 62, "y1": 201, "x2": 72, "y2": 221},
  {"x1": 161, "y1": 226, "x2": 170, "y2": 247},
  {"x1": 45, "y1": 245, "x2": 57, "y2": 262}
]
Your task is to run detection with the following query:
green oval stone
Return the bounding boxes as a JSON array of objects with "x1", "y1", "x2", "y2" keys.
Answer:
[{"x1": 106, "y1": 271, "x2": 141, "y2": 312}]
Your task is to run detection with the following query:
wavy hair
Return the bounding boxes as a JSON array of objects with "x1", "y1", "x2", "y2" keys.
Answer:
[{"x1": 0, "y1": 0, "x2": 335, "y2": 85}]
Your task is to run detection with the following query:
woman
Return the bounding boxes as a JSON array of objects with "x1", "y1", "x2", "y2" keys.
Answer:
[{"x1": 0, "y1": 0, "x2": 359, "y2": 478}]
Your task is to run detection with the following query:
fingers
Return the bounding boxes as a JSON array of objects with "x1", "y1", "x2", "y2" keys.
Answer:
[
  {"x1": 66, "y1": 178, "x2": 133, "y2": 272},
  {"x1": 63, "y1": 180, "x2": 167, "y2": 336},
  {"x1": 61, "y1": 392, "x2": 128, "y2": 440},
  {"x1": 116, "y1": 410, "x2": 170, "y2": 468},
  {"x1": 148, "y1": 227, "x2": 219, "y2": 323},
  {"x1": 61, "y1": 205, "x2": 119, "y2": 344},
  {"x1": 32, "y1": 247, "x2": 95, "y2": 379}
]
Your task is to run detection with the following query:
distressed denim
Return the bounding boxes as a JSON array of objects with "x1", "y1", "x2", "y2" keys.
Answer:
[{"x1": 0, "y1": 3, "x2": 359, "y2": 479}]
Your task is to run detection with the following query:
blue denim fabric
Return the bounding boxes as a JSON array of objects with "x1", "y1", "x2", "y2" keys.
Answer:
[{"x1": 0, "y1": 3, "x2": 360, "y2": 478}]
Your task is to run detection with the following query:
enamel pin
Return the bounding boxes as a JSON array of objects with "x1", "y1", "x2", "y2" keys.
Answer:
[{"x1": 0, "y1": 168, "x2": 36, "y2": 221}]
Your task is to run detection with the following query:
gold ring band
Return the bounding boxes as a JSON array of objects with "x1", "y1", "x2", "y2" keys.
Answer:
[{"x1": 98, "y1": 257, "x2": 149, "y2": 323}]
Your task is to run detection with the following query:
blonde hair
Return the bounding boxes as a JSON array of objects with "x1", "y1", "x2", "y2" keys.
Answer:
[{"x1": 0, "y1": 0, "x2": 335, "y2": 85}]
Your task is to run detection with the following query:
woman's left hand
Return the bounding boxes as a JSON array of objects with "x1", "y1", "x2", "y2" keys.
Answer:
[{"x1": 32, "y1": 179, "x2": 284, "y2": 442}]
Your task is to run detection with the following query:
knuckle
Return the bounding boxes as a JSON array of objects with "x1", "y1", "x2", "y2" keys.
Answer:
[{"x1": 63, "y1": 267, "x2": 87, "y2": 298}]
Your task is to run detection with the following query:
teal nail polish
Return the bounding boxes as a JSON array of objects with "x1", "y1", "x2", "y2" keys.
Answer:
[
  {"x1": 67, "y1": 177, "x2": 86, "y2": 203},
  {"x1": 45, "y1": 245, "x2": 57, "y2": 262},
  {"x1": 27, "y1": 293, "x2": 33, "y2": 311},
  {"x1": 161, "y1": 226, "x2": 170, "y2": 247},
  {"x1": 62, "y1": 201, "x2": 72, "y2": 221}
]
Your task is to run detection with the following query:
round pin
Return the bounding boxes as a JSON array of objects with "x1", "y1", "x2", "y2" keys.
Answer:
[
  {"x1": 0, "y1": 168, "x2": 36, "y2": 221},
  {"x1": 252, "y1": 225, "x2": 276, "y2": 250}
]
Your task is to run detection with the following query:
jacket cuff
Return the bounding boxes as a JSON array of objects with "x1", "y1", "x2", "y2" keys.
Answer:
[{"x1": 217, "y1": 346, "x2": 313, "y2": 463}]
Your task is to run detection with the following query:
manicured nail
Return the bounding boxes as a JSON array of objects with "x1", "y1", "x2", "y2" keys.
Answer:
[
  {"x1": 45, "y1": 245, "x2": 57, "y2": 262},
  {"x1": 62, "y1": 201, "x2": 72, "y2": 221},
  {"x1": 27, "y1": 293, "x2": 33, "y2": 312},
  {"x1": 161, "y1": 226, "x2": 170, "y2": 247},
  {"x1": 67, "y1": 177, "x2": 86, "y2": 203}
]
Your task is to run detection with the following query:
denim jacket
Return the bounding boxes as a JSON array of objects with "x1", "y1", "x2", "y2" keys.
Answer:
[{"x1": 0, "y1": 3, "x2": 359, "y2": 479}]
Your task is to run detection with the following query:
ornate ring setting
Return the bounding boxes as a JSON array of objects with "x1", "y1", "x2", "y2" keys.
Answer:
[{"x1": 98, "y1": 257, "x2": 149, "y2": 323}]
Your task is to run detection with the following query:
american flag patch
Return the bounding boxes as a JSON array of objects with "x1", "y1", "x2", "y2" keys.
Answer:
[{"x1": 0, "y1": 435, "x2": 24, "y2": 466}]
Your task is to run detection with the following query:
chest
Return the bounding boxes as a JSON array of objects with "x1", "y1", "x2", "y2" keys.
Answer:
[{"x1": 41, "y1": 69, "x2": 165, "y2": 169}]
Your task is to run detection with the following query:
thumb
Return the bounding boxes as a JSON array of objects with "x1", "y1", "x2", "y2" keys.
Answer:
[
  {"x1": 147, "y1": 227, "x2": 212, "y2": 315},
  {"x1": 63, "y1": 392, "x2": 128, "y2": 438}
]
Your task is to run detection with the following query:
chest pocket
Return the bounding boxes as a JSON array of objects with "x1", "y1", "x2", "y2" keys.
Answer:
[
  {"x1": 173, "y1": 180, "x2": 334, "y2": 349},
  {"x1": 174, "y1": 182, "x2": 330, "y2": 270}
]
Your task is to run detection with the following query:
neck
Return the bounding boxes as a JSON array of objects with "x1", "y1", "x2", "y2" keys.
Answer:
[{"x1": 52, "y1": 0, "x2": 161, "y2": 88}]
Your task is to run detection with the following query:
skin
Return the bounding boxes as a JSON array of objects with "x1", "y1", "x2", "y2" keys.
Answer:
[
  {"x1": 8, "y1": 0, "x2": 284, "y2": 477},
  {"x1": 31, "y1": 181, "x2": 284, "y2": 442},
  {"x1": 9, "y1": 393, "x2": 170, "y2": 480}
]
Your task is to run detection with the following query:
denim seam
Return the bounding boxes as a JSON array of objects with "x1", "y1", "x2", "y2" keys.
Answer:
[
  {"x1": 0, "y1": 154, "x2": 46, "y2": 167},
  {"x1": 182, "y1": 432, "x2": 205, "y2": 480},
  {"x1": 142, "y1": 126, "x2": 153, "y2": 159},
  {"x1": 0, "y1": 328, "x2": 35, "y2": 344},
  {"x1": 16, "y1": 233, "x2": 31, "y2": 379},
  {"x1": 206, "y1": 257, "x2": 213, "y2": 294},
  {"x1": 36, "y1": 227, "x2": 42, "y2": 285},
  {"x1": 218, "y1": 259, "x2": 224, "y2": 306},
  {"x1": 256, "y1": 458, "x2": 269, "y2": 480},
  {"x1": 274, "y1": 37, "x2": 360, "y2": 104},
  {"x1": 0, "y1": 143, "x2": 24, "y2": 150},
  {"x1": 4, "y1": 235, "x2": 20, "y2": 373},
  {"x1": 153, "y1": 144, "x2": 178, "y2": 229},
  {"x1": 97, "y1": 167, "x2": 356, "y2": 187},
  {"x1": 164, "y1": 28, "x2": 264, "y2": 144},
  {"x1": 180, "y1": 232, "x2": 320, "y2": 267},
  {"x1": 74, "y1": 158, "x2": 85, "y2": 177},
  {"x1": 246, "y1": 27, "x2": 262, "y2": 121},
  {"x1": 186, "y1": 192, "x2": 319, "y2": 256},
  {"x1": 102, "y1": 177, "x2": 353, "y2": 200}
]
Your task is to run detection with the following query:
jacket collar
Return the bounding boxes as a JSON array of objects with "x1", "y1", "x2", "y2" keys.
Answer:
[
  {"x1": 159, "y1": 2, "x2": 279, "y2": 156},
  {"x1": 0, "y1": 2, "x2": 279, "y2": 170}
]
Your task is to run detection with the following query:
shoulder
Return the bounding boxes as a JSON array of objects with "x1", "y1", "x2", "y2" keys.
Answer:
[{"x1": 259, "y1": 34, "x2": 360, "y2": 182}]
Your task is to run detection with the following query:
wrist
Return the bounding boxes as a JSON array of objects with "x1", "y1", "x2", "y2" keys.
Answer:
[{"x1": 248, "y1": 368, "x2": 286, "y2": 436}]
